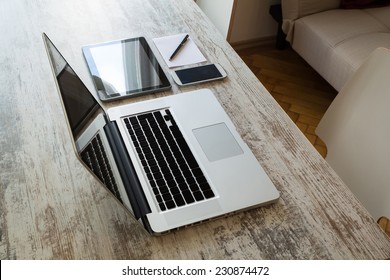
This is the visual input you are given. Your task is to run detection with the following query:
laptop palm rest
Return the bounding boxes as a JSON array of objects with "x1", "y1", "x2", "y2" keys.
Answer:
[
  {"x1": 193, "y1": 123, "x2": 244, "y2": 162},
  {"x1": 163, "y1": 198, "x2": 222, "y2": 226}
]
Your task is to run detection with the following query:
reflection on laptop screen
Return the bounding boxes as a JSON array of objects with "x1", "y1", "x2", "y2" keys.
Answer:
[
  {"x1": 45, "y1": 36, "x2": 100, "y2": 137},
  {"x1": 57, "y1": 66, "x2": 99, "y2": 136}
]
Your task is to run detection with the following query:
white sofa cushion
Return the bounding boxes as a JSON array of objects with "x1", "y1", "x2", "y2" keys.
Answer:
[
  {"x1": 292, "y1": 8, "x2": 389, "y2": 90},
  {"x1": 282, "y1": 0, "x2": 340, "y2": 41},
  {"x1": 330, "y1": 32, "x2": 390, "y2": 90},
  {"x1": 293, "y1": 9, "x2": 388, "y2": 47},
  {"x1": 365, "y1": 6, "x2": 390, "y2": 29}
]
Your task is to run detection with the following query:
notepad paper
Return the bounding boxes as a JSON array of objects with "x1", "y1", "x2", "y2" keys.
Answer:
[{"x1": 153, "y1": 33, "x2": 207, "y2": 68}]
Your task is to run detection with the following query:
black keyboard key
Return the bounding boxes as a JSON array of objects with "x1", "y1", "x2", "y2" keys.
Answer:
[
  {"x1": 199, "y1": 182, "x2": 211, "y2": 191},
  {"x1": 149, "y1": 180, "x2": 157, "y2": 188},
  {"x1": 147, "y1": 158, "x2": 157, "y2": 166},
  {"x1": 203, "y1": 189, "x2": 215, "y2": 199},
  {"x1": 178, "y1": 182, "x2": 189, "y2": 191},
  {"x1": 159, "y1": 185, "x2": 169, "y2": 194},
  {"x1": 189, "y1": 184, "x2": 200, "y2": 192},
  {"x1": 156, "y1": 179, "x2": 166, "y2": 187},
  {"x1": 152, "y1": 187, "x2": 159, "y2": 195},
  {"x1": 182, "y1": 169, "x2": 193, "y2": 178},
  {"x1": 149, "y1": 165, "x2": 159, "y2": 173},
  {"x1": 144, "y1": 153, "x2": 155, "y2": 161},
  {"x1": 173, "y1": 194, "x2": 185, "y2": 206},
  {"x1": 159, "y1": 202, "x2": 166, "y2": 211},
  {"x1": 146, "y1": 173, "x2": 154, "y2": 181},
  {"x1": 193, "y1": 191, "x2": 204, "y2": 201},
  {"x1": 153, "y1": 172, "x2": 163, "y2": 180},
  {"x1": 185, "y1": 176, "x2": 196, "y2": 185},
  {"x1": 165, "y1": 200, "x2": 176, "y2": 210},
  {"x1": 176, "y1": 175, "x2": 186, "y2": 184},
  {"x1": 182, "y1": 190, "x2": 195, "y2": 204},
  {"x1": 166, "y1": 180, "x2": 177, "y2": 188},
  {"x1": 196, "y1": 175, "x2": 208, "y2": 184},
  {"x1": 138, "y1": 153, "x2": 145, "y2": 161},
  {"x1": 156, "y1": 194, "x2": 163, "y2": 203},
  {"x1": 160, "y1": 165, "x2": 170, "y2": 175},
  {"x1": 137, "y1": 113, "x2": 153, "y2": 121},
  {"x1": 170, "y1": 187, "x2": 180, "y2": 195},
  {"x1": 162, "y1": 192, "x2": 172, "y2": 201},
  {"x1": 144, "y1": 166, "x2": 152, "y2": 174},
  {"x1": 129, "y1": 117, "x2": 138, "y2": 125},
  {"x1": 140, "y1": 141, "x2": 149, "y2": 148},
  {"x1": 142, "y1": 146, "x2": 152, "y2": 154},
  {"x1": 163, "y1": 173, "x2": 174, "y2": 182},
  {"x1": 172, "y1": 168, "x2": 182, "y2": 177},
  {"x1": 175, "y1": 155, "x2": 187, "y2": 167}
]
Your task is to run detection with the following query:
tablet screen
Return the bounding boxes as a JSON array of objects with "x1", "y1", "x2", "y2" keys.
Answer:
[{"x1": 82, "y1": 37, "x2": 170, "y2": 101}]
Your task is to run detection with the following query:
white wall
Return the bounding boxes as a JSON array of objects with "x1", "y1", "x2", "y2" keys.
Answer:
[
  {"x1": 197, "y1": 0, "x2": 280, "y2": 44},
  {"x1": 229, "y1": 0, "x2": 279, "y2": 44},
  {"x1": 196, "y1": 0, "x2": 234, "y2": 39}
]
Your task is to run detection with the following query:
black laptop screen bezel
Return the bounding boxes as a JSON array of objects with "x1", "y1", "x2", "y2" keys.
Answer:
[{"x1": 82, "y1": 37, "x2": 171, "y2": 102}]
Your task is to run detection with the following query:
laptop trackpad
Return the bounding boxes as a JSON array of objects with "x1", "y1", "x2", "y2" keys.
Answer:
[{"x1": 193, "y1": 123, "x2": 243, "y2": 162}]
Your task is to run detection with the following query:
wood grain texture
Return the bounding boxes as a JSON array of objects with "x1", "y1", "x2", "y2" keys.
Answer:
[{"x1": 0, "y1": 0, "x2": 389, "y2": 260}]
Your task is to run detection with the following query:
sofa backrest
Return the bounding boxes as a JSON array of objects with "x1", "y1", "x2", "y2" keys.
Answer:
[{"x1": 282, "y1": 0, "x2": 340, "y2": 41}]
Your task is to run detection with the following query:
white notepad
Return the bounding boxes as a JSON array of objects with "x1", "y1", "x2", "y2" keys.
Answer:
[{"x1": 153, "y1": 33, "x2": 207, "y2": 68}]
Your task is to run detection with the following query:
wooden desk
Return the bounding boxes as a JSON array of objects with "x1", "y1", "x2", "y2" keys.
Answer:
[{"x1": 1, "y1": 0, "x2": 389, "y2": 259}]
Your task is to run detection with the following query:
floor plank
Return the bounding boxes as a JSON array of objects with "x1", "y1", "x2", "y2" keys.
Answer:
[
  {"x1": 237, "y1": 45, "x2": 337, "y2": 158},
  {"x1": 378, "y1": 217, "x2": 390, "y2": 237}
]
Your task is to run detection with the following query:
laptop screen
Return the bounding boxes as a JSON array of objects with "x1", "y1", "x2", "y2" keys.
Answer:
[{"x1": 44, "y1": 34, "x2": 100, "y2": 137}]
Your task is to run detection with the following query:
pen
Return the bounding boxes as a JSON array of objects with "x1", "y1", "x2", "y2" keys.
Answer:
[{"x1": 169, "y1": 34, "x2": 189, "y2": 61}]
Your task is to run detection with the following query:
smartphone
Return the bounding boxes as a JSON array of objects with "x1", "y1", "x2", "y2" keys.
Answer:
[{"x1": 171, "y1": 63, "x2": 227, "y2": 86}]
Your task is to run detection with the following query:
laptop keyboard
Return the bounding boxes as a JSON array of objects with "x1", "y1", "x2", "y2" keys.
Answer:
[
  {"x1": 80, "y1": 134, "x2": 122, "y2": 202},
  {"x1": 124, "y1": 109, "x2": 215, "y2": 211}
]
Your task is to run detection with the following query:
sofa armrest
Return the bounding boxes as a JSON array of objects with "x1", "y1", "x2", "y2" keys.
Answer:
[{"x1": 282, "y1": 0, "x2": 340, "y2": 42}]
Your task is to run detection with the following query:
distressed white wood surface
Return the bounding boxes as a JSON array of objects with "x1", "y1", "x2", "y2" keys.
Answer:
[{"x1": 0, "y1": 0, "x2": 389, "y2": 259}]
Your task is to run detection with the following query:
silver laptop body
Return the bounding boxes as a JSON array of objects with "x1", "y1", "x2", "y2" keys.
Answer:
[{"x1": 44, "y1": 34, "x2": 279, "y2": 234}]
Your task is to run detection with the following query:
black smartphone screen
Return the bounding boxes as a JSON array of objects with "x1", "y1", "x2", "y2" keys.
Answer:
[{"x1": 175, "y1": 64, "x2": 223, "y2": 84}]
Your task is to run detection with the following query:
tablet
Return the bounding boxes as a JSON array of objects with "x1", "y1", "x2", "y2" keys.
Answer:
[{"x1": 82, "y1": 37, "x2": 171, "y2": 101}]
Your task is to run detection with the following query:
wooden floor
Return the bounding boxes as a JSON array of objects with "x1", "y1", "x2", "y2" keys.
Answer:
[
  {"x1": 237, "y1": 44, "x2": 390, "y2": 239},
  {"x1": 237, "y1": 44, "x2": 337, "y2": 158},
  {"x1": 378, "y1": 217, "x2": 390, "y2": 238}
]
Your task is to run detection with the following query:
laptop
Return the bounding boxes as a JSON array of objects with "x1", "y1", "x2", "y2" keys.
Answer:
[{"x1": 43, "y1": 33, "x2": 279, "y2": 234}]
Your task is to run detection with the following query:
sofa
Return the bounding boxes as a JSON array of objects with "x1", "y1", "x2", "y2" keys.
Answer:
[{"x1": 281, "y1": 0, "x2": 390, "y2": 91}]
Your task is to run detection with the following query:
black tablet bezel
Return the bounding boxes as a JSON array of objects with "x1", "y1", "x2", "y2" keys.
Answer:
[{"x1": 82, "y1": 37, "x2": 171, "y2": 101}]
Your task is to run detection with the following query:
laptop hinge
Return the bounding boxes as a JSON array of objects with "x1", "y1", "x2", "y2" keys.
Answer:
[{"x1": 104, "y1": 121, "x2": 151, "y2": 220}]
